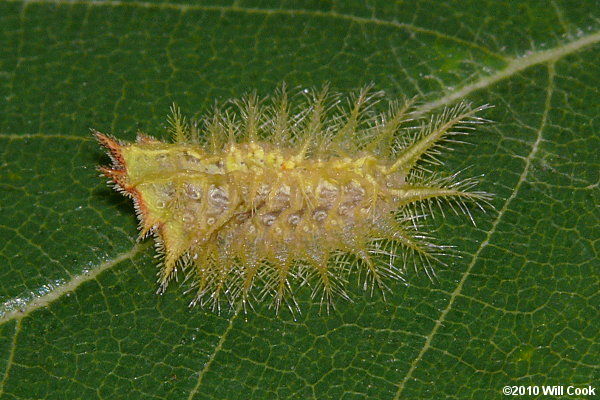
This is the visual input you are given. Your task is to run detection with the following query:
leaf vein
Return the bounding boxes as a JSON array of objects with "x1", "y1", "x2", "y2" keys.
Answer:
[
  {"x1": 186, "y1": 304, "x2": 242, "y2": 400},
  {"x1": 0, "y1": 0, "x2": 506, "y2": 59},
  {"x1": 392, "y1": 62, "x2": 556, "y2": 400},
  {"x1": 0, "y1": 319, "x2": 21, "y2": 397},
  {"x1": 0, "y1": 243, "x2": 146, "y2": 325}
]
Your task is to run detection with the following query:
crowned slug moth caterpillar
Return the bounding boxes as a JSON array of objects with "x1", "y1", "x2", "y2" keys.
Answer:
[{"x1": 95, "y1": 86, "x2": 491, "y2": 313}]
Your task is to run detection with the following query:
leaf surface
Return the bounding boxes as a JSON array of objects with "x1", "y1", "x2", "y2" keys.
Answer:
[{"x1": 0, "y1": 1, "x2": 598, "y2": 399}]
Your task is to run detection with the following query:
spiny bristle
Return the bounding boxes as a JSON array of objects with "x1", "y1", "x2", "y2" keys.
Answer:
[
  {"x1": 167, "y1": 103, "x2": 189, "y2": 143},
  {"x1": 96, "y1": 85, "x2": 492, "y2": 314}
]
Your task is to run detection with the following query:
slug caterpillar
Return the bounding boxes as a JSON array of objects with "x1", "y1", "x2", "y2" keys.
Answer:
[{"x1": 95, "y1": 85, "x2": 491, "y2": 313}]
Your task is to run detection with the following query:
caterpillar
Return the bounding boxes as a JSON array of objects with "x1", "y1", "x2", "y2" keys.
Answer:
[{"x1": 95, "y1": 85, "x2": 491, "y2": 314}]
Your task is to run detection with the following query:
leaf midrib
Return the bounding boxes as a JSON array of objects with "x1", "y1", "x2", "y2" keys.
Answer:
[{"x1": 0, "y1": 243, "x2": 146, "y2": 324}]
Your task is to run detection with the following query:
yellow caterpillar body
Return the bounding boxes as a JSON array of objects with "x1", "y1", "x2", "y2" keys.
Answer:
[{"x1": 96, "y1": 86, "x2": 490, "y2": 313}]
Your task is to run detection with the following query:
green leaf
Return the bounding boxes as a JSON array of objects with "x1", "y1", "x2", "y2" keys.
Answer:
[{"x1": 1, "y1": 1, "x2": 598, "y2": 399}]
